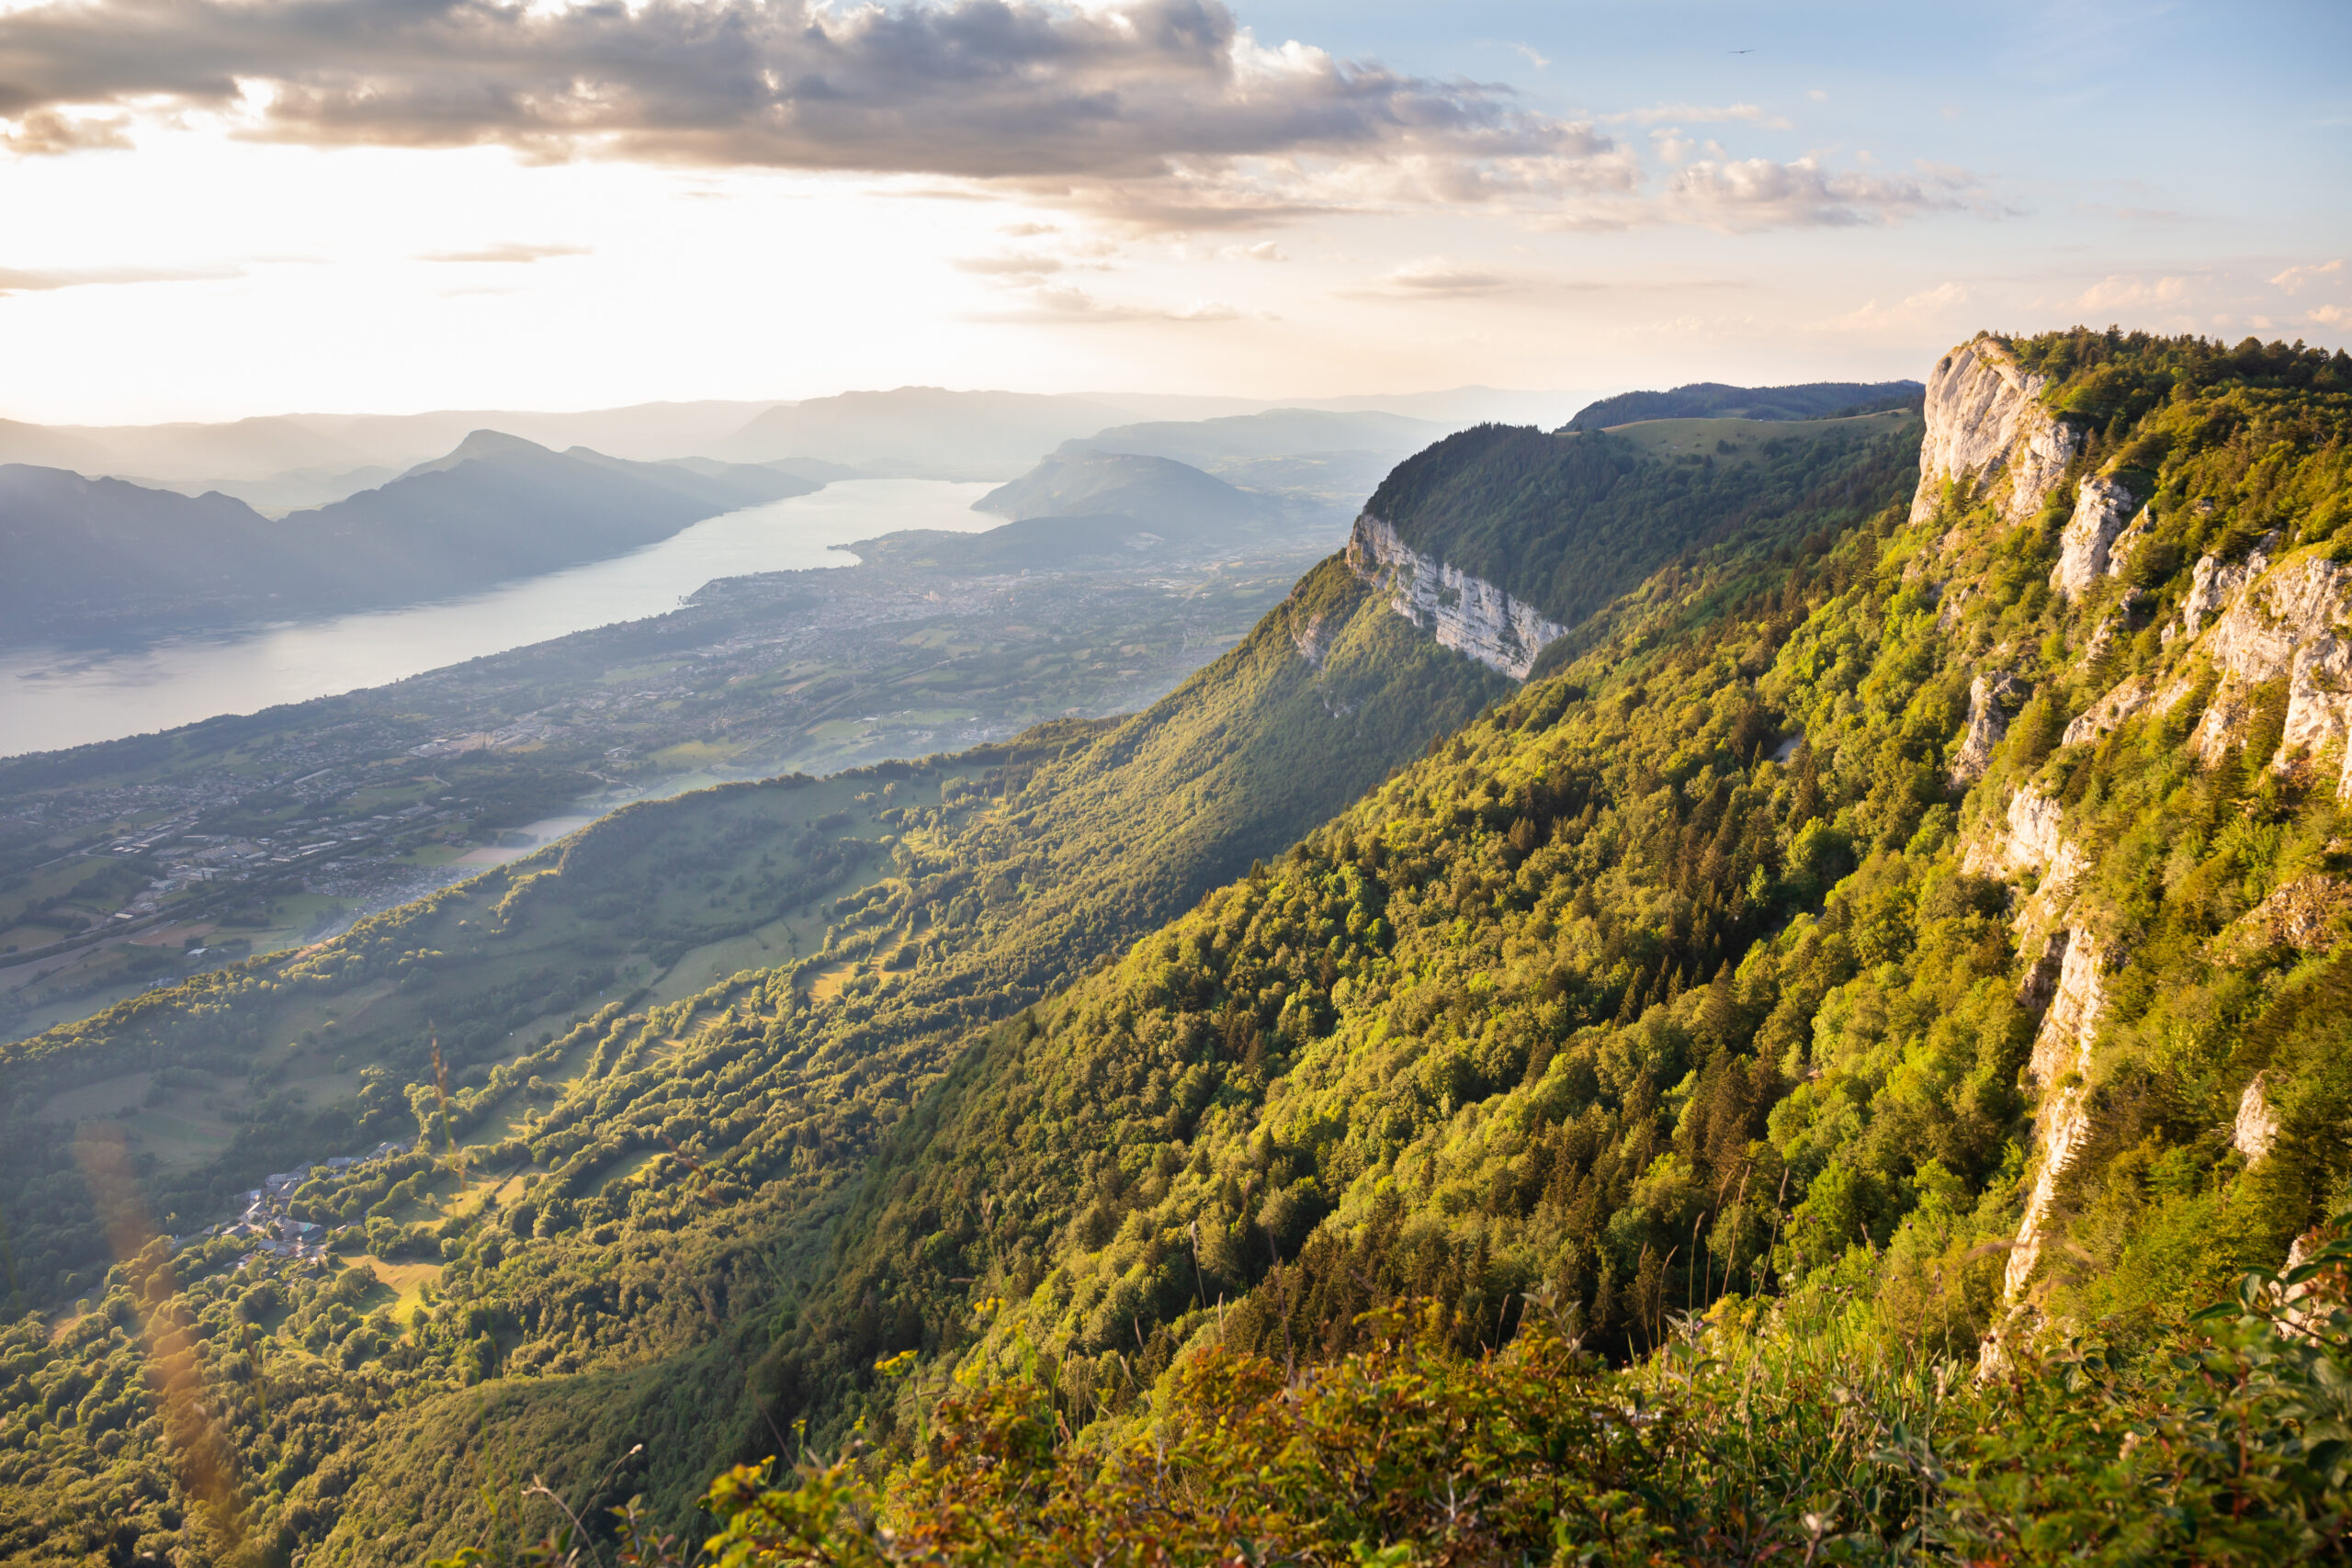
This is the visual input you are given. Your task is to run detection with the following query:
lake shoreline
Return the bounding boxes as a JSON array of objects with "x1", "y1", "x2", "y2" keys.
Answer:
[{"x1": 0, "y1": 479, "x2": 1001, "y2": 758}]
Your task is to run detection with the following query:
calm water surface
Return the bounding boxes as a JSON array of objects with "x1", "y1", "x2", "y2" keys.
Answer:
[{"x1": 0, "y1": 479, "x2": 1001, "y2": 757}]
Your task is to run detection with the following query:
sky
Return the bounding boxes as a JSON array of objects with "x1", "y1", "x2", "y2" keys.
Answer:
[{"x1": 0, "y1": 0, "x2": 2345, "y2": 423}]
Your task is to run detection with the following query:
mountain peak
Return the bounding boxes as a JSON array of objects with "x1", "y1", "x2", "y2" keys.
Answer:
[{"x1": 398, "y1": 427, "x2": 557, "y2": 479}]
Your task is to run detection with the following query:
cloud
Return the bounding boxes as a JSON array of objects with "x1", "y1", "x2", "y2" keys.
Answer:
[
  {"x1": 2075, "y1": 274, "x2": 2189, "y2": 311},
  {"x1": 1219, "y1": 240, "x2": 1285, "y2": 261},
  {"x1": 1603, "y1": 102, "x2": 1792, "y2": 130},
  {"x1": 416, "y1": 242, "x2": 591, "y2": 264},
  {"x1": 0, "y1": 263, "x2": 242, "y2": 293},
  {"x1": 2270, "y1": 259, "x2": 2343, "y2": 293},
  {"x1": 1668, "y1": 157, "x2": 1984, "y2": 228},
  {"x1": 2, "y1": 107, "x2": 130, "y2": 153},
  {"x1": 1510, "y1": 42, "x2": 1549, "y2": 69},
  {"x1": 1819, "y1": 280, "x2": 1973, "y2": 332},
  {"x1": 2309, "y1": 304, "x2": 2349, "y2": 326},
  {"x1": 953, "y1": 252, "x2": 1067, "y2": 277},
  {"x1": 975, "y1": 283, "x2": 1252, "y2": 322},
  {"x1": 1347, "y1": 256, "x2": 1620, "y2": 301},
  {"x1": 1378, "y1": 259, "x2": 1516, "y2": 297},
  {"x1": 1648, "y1": 127, "x2": 1724, "y2": 166},
  {"x1": 0, "y1": 0, "x2": 1632, "y2": 224}
]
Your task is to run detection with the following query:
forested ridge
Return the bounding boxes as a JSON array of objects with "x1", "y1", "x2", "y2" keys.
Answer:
[
  {"x1": 1364, "y1": 411, "x2": 1921, "y2": 634},
  {"x1": 8, "y1": 329, "x2": 2352, "y2": 1566}
]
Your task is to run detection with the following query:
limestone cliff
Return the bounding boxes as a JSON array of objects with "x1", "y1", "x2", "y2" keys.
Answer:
[
  {"x1": 1346, "y1": 512, "x2": 1568, "y2": 681},
  {"x1": 1949, "y1": 672, "x2": 2017, "y2": 786},
  {"x1": 2186, "y1": 557, "x2": 2352, "y2": 784},
  {"x1": 1911, "y1": 335, "x2": 2082, "y2": 527},
  {"x1": 2062, "y1": 674, "x2": 2150, "y2": 749},
  {"x1": 2050, "y1": 477, "x2": 2138, "y2": 599},
  {"x1": 2004, "y1": 929, "x2": 2107, "y2": 1300},
  {"x1": 2234, "y1": 1073, "x2": 2281, "y2": 1165}
]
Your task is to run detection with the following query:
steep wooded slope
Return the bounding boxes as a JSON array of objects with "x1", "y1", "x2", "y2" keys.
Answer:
[
  {"x1": 0, "y1": 551, "x2": 1505, "y2": 1563},
  {"x1": 18, "y1": 328, "x2": 2352, "y2": 1566},
  {"x1": 0, "y1": 392, "x2": 1923, "y2": 1560},
  {"x1": 1363, "y1": 409, "x2": 1919, "y2": 634},
  {"x1": 716, "y1": 329, "x2": 2352, "y2": 1562}
]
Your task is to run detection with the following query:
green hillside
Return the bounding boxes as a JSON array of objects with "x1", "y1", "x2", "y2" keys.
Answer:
[
  {"x1": 715, "y1": 329, "x2": 2352, "y2": 1562},
  {"x1": 1363, "y1": 409, "x2": 1919, "y2": 634},
  {"x1": 8, "y1": 329, "x2": 2352, "y2": 1566},
  {"x1": 0, "y1": 549, "x2": 1508, "y2": 1564}
]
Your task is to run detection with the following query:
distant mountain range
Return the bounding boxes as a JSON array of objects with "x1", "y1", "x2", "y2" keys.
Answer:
[
  {"x1": 713, "y1": 389, "x2": 1140, "y2": 478},
  {"x1": 1069, "y1": 407, "x2": 1442, "y2": 467},
  {"x1": 1563, "y1": 378, "x2": 1924, "y2": 430},
  {"x1": 0, "y1": 386, "x2": 1588, "y2": 510},
  {"x1": 0, "y1": 432, "x2": 809, "y2": 644}
]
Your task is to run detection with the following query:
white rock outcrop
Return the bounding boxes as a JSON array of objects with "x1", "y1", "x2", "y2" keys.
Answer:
[
  {"x1": 2062, "y1": 675, "x2": 2150, "y2": 749},
  {"x1": 2179, "y1": 557, "x2": 2352, "y2": 781},
  {"x1": 2221, "y1": 874, "x2": 2352, "y2": 960},
  {"x1": 2234, "y1": 1073, "x2": 2280, "y2": 1165},
  {"x1": 2051, "y1": 478, "x2": 2138, "y2": 600},
  {"x1": 1964, "y1": 784, "x2": 2083, "y2": 885},
  {"x1": 1962, "y1": 784, "x2": 2088, "y2": 950},
  {"x1": 2169, "y1": 544, "x2": 2273, "y2": 643},
  {"x1": 1289, "y1": 607, "x2": 1330, "y2": 668},
  {"x1": 1951, "y1": 672, "x2": 2017, "y2": 786},
  {"x1": 1347, "y1": 513, "x2": 1567, "y2": 681},
  {"x1": 2005, "y1": 929, "x2": 2107, "y2": 1300},
  {"x1": 1911, "y1": 336, "x2": 2083, "y2": 527}
]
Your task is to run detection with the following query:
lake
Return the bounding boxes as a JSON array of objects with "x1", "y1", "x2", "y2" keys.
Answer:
[{"x1": 0, "y1": 479, "x2": 1002, "y2": 757}]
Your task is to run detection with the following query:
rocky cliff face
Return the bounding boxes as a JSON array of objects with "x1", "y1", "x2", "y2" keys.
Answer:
[
  {"x1": 2185, "y1": 557, "x2": 2352, "y2": 784},
  {"x1": 1346, "y1": 512, "x2": 1567, "y2": 681},
  {"x1": 1950, "y1": 672, "x2": 2016, "y2": 786},
  {"x1": 2051, "y1": 477, "x2": 2139, "y2": 599},
  {"x1": 2004, "y1": 929, "x2": 2108, "y2": 1300},
  {"x1": 1911, "y1": 335, "x2": 2082, "y2": 527}
]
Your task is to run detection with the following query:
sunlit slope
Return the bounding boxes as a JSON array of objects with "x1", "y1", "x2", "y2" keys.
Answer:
[
  {"x1": 775, "y1": 332, "x2": 2352, "y2": 1481},
  {"x1": 0, "y1": 542, "x2": 1508, "y2": 1566}
]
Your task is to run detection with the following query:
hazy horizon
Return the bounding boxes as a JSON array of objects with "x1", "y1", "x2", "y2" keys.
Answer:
[{"x1": 0, "y1": 0, "x2": 2340, "y2": 427}]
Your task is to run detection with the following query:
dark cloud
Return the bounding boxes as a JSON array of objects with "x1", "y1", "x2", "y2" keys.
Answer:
[{"x1": 0, "y1": 0, "x2": 1626, "y2": 219}]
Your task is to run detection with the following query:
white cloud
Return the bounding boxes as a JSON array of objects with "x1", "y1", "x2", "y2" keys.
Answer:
[
  {"x1": 999, "y1": 285, "x2": 1250, "y2": 323},
  {"x1": 416, "y1": 243, "x2": 590, "y2": 264},
  {"x1": 2075, "y1": 274, "x2": 2189, "y2": 311},
  {"x1": 1604, "y1": 102, "x2": 1792, "y2": 130},
  {"x1": 2270, "y1": 259, "x2": 2343, "y2": 293},
  {"x1": 0, "y1": 262, "x2": 243, "y2": 293},
  {"x1": 954, "y1": 252, "x2": 1068, "y2": 278},
  {"x1": 1380, "y1": 259, "x2": 1516, "y2": 296},
  {"x1": 1219, "y1": 241, "x2": 1286, "y2": 262},
  {"x1": 1670, "y1": 157, "x2": 1983, "y2": 229},
  {"x1": 1820, "y1": 280, "x2": 1973, "y2": 331},
  {"x1": 1510, "y1": 42, "x2": 1550, "y2": 69}
]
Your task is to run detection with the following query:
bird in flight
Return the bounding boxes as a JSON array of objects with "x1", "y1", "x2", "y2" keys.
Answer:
[{"x1": 1729, "y1": 47, "x2": 1757, "y2": 53}]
